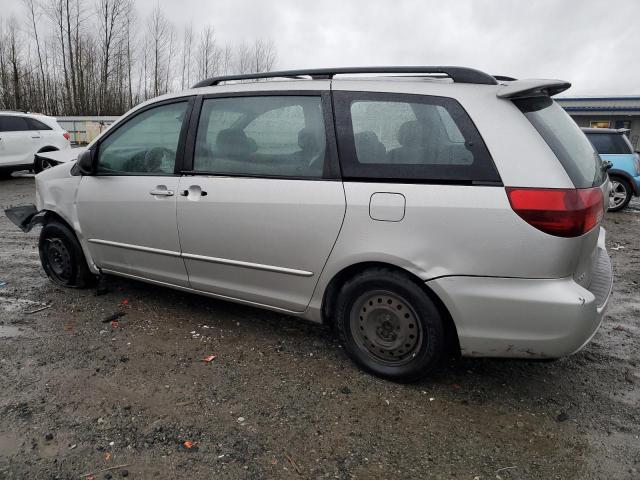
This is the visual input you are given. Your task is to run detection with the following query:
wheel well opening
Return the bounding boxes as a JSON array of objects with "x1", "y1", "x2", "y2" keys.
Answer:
[
  {"x1": 37, "y1": 146, "x2": 60, "y2": 153},
  {"x1": 40, "y1": 211, "x2": 78, "y2": 239},
  {"x1": 322, "y1": 262, "x2": 461, "y2": 358}
]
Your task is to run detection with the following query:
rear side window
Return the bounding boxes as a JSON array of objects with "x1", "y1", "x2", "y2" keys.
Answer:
[
  {"x1": 586, "y1": 133, "x2": 633, "y2": 155},
  {"x1": 193, "y1": 96, "x2": 327, "y2": 178},
  {"x1": 514, "y1": 97, "x2": 605, "y2": 188},
  {"x1": 333, "y1": 91, "x2": 499, "y2": 183},
  {"x1": 0, "y1": 116, "x2": 30, "y2": 132},
  {"x1": 27, "y1": 118, "x2": 52, "y2": 131}
]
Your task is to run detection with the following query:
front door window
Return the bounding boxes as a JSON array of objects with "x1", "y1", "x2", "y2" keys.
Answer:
[{"x1": 97, "y1": 102, "x2": 188, "y2": 175}]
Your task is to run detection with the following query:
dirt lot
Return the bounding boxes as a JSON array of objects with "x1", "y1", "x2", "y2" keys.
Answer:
[{"x1": 0, "y1": 175, "x2": 638, "y2": 480}]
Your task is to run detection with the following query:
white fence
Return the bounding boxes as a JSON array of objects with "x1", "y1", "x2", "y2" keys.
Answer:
[{"x1": 55, "y1": 116, "x2": 120, "y2": 145}]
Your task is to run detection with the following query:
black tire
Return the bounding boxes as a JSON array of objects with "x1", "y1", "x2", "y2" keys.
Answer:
[
  {"x1": 608, "y1": 176, "x2": 632, "y2": 212},
  {"x1": 0, "y1": 168, "x2": 13, "y2": 179},
  {"x1": 33, "y1": 153, "x2": 57, "y2": 174},
  {"x1": 39, "y1": 221, "x2": 95, "y2": 288},
  {"x1": 334, "y1": 268, "x2": 446, "y2": 382}
]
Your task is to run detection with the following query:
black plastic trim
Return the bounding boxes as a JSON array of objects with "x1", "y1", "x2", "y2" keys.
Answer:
[
  {"x1": 340, "y1": 177, "x2": 503, "y2": 186},
  {"x1": 192, "y1": 66, "x2": 498, "y2": 88},
  {"x1": 181, "y1": 171, "x2": 341, "y2": 181},
  {"x1": 4, "y1": 204, "x2": 47, "y2": 233}
]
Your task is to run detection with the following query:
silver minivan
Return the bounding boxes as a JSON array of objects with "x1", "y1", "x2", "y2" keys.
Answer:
[{"x1": 6, "y1": 67, "x2": 613, "y2": 381}]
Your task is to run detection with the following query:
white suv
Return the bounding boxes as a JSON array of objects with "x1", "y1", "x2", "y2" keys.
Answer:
[
  {"x1": 0, "y1": 111, "x2": 71, "y2": 177},
  {"x1": 5, "y1": 67, "x2": 613, "y2": 382}
]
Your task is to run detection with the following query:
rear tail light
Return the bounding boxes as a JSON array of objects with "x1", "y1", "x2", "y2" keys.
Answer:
[
  {"x1": 63, "y1": 132, "x2": 70, "y2": 141},
  {"x1": 506, "y1": 187, "x2": 604, "y2": 237}
]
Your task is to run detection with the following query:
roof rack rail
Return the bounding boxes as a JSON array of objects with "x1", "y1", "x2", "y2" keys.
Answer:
[
  {"x1": 192, "y1": 66, "x2": 498, "y2": 88},
  {"x1": 493, "y1": 75, "x2": 517, "y2": 81}
]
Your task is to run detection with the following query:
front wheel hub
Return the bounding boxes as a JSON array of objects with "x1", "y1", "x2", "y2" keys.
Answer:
[
  {"x1": 350, "y1": 290, "x2": 423, "y2": 366},
  {"x1": 46, "y1": 238, "x2": 72, "y2": 281}
]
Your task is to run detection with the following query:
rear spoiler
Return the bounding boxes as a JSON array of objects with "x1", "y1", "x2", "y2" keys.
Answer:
[{"x1": 496, "y1": 79, "x2": 571, "y2": 99}]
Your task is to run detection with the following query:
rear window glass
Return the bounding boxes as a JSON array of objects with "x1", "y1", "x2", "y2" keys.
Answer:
[
  {"x1": 514, "y1": 97, "x2": 605, "y2": 188},
  {"x1": 0, "y1": 116, "x2": 30, "y2": 132},
  {"x1": 27, "y1": 118, "x2": 52, "y2": 131},
  {"x1": 333, "y1": 92, "x2": 499, "y2": 183},
  {"x1": 586, "y1": 133, "x2": 632, "y2": 155}
]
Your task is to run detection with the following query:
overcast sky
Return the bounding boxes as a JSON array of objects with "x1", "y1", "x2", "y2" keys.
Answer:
[{"x1": 2, "y1": 0, "x2": 638, "y2": 96}]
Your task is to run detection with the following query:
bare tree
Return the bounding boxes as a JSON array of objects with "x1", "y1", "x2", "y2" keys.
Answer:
[
  {"x1": 221, "y1": 44, "x2": 233, "y2": 76},
  {"x1": 197, "y1": 25, "x2": 218, "y2": 79},
  {"x1": 23, "y1": 0, "x2": 48, "y2": 112},
  {"x1": 147, "y1": 4, "x2": 170, "y2": 97},
  {"x1": 0, "y1": 2, "x2": 277, "y2": 115},
  {"x1": 7, "y1": 17, "x2": 22, "y2": 110},
  {"x1": 234, "y1": 41, "x2": 251, "y2": 75},
  {"x1": 251, "y1": 38, "x2": 276, "y2": 73},
  {"x1": 96, "y1": 0, "x2": 127, "y2": 114},
  {"x1": 180, "y1": 22, "x2": 193, "y2": 89}
]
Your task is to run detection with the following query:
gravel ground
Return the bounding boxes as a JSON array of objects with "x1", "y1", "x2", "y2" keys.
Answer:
[{"x1": 0, "y1": 174, "x2": 638, "y2": 480}]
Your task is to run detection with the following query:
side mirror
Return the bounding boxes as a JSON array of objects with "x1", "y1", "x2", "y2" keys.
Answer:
[
  {"x1": 77, "y1": 149, "x2": 95, "y2": 175},
  {"x1": 601, "y1": 160, "x2": 613, "y2": 171}
]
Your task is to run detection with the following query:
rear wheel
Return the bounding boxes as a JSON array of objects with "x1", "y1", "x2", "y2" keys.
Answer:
[
  {"x1": 608, "y1": 176, "x2": 632, "y2": 212},
  {"x1": 334, "y1": 268, "x2": 445, "y2": 382},
  {"x1": 0, "y1": 168, "x2": 13, "y2": 180},
  {"x1": 39, "y1": 221, "x2": 95, "y2": 288}
]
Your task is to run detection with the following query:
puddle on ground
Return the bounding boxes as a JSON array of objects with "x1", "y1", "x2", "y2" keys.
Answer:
[
  {"x1": 0, "y1": 431, "x2": 22, "y2": 456},
  {"x1": 0, "y1": 325, "x2": 26, "y2": 337},
  {"x1": 0, "y1": 295, "x2": 44, "y2": 313}
]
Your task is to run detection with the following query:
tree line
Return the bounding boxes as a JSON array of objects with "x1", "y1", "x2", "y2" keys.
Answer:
[{"x1": 0, "y1": 0, "x2": 277, "y2": 116}]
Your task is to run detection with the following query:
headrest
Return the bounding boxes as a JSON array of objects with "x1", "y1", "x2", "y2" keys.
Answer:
[
  {"x1": 216, "y1": 129, "x2": 257, "y2": 157},
  {"x1": 298, "y1": 127, "x2": 319, "y2": 152},
  {"x1": 397, "y1": 121, "x2": 424, "y2": 147}
]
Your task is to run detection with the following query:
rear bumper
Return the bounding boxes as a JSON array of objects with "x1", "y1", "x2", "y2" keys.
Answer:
[{"x1": 427, "y1": 240, "x2": 613, "y2": 359}]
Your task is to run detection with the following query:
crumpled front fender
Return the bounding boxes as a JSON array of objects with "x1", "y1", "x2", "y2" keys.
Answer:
[{"x1": 4, "y1": 205, "x2": 47, "y2": 233}]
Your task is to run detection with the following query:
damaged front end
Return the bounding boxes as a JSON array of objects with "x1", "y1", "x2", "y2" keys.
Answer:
[{"x1": 4, "y1": 205, "x2": 48, "y2": 233}]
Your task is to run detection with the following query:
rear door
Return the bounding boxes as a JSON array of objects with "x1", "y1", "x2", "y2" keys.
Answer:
[
  {"x1": 0, "y1": 115, "x2": 33, "y2": 166},
  {"x1": 176, "y1": 91, "x2": 345, "y2": 312},
  {"x1": 26, "y1": 117, "x2": 54, "y2": 151},
  {"x1": 76, "y1": 98, "x2": 193, "y2": 286}
]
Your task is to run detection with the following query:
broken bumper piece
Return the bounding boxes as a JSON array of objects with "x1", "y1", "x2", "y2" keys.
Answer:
[{"x1": 4, "y1": 205, "x2": 46, "y2": 232}]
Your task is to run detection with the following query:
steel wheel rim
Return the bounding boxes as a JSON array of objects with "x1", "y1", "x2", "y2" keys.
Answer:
[
  {"x1": 349, "y1": 290, "x2": 423, "y2": 366},
  {"x1": 46, "y1": 238, "x2": 72, "y2": 281},
  {"x1": 609, "y1": 180, "x2": 627, "y2": 208}
]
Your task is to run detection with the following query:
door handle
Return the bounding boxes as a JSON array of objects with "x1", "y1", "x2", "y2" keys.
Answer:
[
  {"x1": 180, "y1": 186, "x2": 208, "y2": 197},
  {"x1": 31, "y1": 136, "x2": 41, "y2": 139},
  {"x1": 149, "y1": 188, "x2": 174, "y2": 196}
]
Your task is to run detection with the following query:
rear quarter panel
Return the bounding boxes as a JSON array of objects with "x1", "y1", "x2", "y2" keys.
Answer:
[
  {"x1": 312, "y1": 182, "x2": 585, "y2": 301},
  {"x1": 309, "y1": 81, "x2": 597, "y2": 320}
]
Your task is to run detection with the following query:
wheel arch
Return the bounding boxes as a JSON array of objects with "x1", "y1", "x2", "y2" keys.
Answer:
[
  {"x1": 40, "y1": 209, "x2": 72, "y2": 228},
  {"x1": 38, "y1": 209, "x2": 99, "y2": 274},
  {"x1": 609, "y1": 170, "x2": 638, "y2": 196},
  {"x1": 321, "y1": 261, "x2": 461, "y2": 357},
  {"x1": 36, "y1": 145, "x2": 60, "y2": 154}
]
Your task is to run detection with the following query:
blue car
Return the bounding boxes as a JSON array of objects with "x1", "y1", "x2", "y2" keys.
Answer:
[{"x1": 583, "y1": 128, "x2": 640, "y2": 211}]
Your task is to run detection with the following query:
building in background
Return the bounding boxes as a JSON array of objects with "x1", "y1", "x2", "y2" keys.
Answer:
[
  {"x1": 557, "y1": 96, "x2": 640, "y2": 149},
  {"x1": 55, "y1": 116, "x2": 120, "y2": 145}
]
